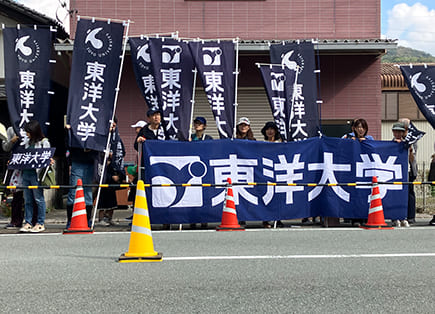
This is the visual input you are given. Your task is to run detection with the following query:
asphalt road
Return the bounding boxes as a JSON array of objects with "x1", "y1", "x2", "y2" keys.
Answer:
[{"x1": 1, "y1": 228, "x2": 434, "y2": 313}]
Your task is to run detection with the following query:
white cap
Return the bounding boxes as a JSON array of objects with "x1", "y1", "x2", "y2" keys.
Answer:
[
  {"x1": 131, "y1": 120, "x2": 146, "y2": 128},
  {"x1": 237, "y1": 117, "x2": 250, "y2": 125}
]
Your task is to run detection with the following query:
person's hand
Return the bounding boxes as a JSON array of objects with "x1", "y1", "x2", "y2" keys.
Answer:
[
  {"x1": 49, "y1": 158, "x2": 55, "y2": 165},
  {"x1": 11, "y1": 135, "x2": 19, "y2": 143},
  {"x1": 137, "y1": 136, "x2": 145, "y2": 143},
  {"x1": 359, "y1": 137, "x2": 366, "y2": 141}
]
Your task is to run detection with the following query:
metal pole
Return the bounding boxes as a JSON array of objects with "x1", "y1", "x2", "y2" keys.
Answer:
[
  {"x1": 91, "y1": 20, "x2": 131, "y2": 229},
  {"x1": 188, "y1": 68, "x2": 198, "y2": 140},
  {"x1": 232, "y1": 38, "x2": 240, "y2": 139}
]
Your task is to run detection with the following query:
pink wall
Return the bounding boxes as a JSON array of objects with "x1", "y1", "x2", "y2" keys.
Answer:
[{"x1": 70, "y1": 0, "x2": 380, "y2": 40}]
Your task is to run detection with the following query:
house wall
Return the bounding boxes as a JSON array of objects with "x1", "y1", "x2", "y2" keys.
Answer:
[{"x1": 69, "y1": 0, "x2": 380, "y2": 40}]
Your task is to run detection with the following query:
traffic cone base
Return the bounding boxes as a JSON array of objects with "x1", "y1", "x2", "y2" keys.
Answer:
[
  {"x1": 118, "y1": 180, "x2": 163, "y2": 263},
  {"x1": 216, "y1": 178, "x2": 245, "y2": 232},
  {"x1": 63, "y1": 179, "x2": 93, "y2": 234},
  {"x1": 118, "y1": 252, "x2": 163, "y2": 263},
  {"x1": 360, "y1": 176, "x2": 393, "y2": 230}
]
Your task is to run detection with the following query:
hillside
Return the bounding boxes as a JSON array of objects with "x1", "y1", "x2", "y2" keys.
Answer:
[{"x1": 382, "y1": 46, "x2": 435, "y2": 63}]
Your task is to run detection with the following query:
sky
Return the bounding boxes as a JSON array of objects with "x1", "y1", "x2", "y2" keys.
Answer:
[{"x1": 15, "y1": 0, "x2": 435, "y2": 57}]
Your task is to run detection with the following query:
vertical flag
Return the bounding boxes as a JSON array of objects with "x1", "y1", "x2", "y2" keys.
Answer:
[
  {"x1": 148, "y1": 38, "x2": 195, "y2": 141},
  {"x1": 128, "y1": 37, "x2": 161, "y2": 111},
  {"x1": 66, "y1": 18, "x2": 125, "y2": 151},
  {"x1": 270, "y1": 42, "x2": 320, "y2": 140},
  {"x1": 258, "y1": 64, "x2": 297, "y2": 141},
  {"x1": 3, "y1": 26, "x2": 53, "y2": 143},
  {"x1": 189, "y1": 41, "x2": 236, "y2": 139},
  {"x1": 400, "y1": 65, "x2": 435, "y2": 129}
]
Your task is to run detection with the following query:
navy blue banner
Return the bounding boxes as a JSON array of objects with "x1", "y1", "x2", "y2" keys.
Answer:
[
  {"x1": 148, "y1": 38, "x2": 195, "y2": 140},
  {"x1": 401, "y1": 65, "x2": 435, "y2": 129},
  {"x1": 66, "y1": 19, "x2": 125, "y2": 151},
  {"x1": 7, "y1": 147, "x2": 55, "y2": 169},
  {"x1": 270, "y1": 42, "x2": 321, "y2": 140},
  {"x1": 143, "y1": 137, "x2": 408, "y2": 224},
  {"x1": 128, "y1": 37, "x2": 162, "y2": 110},
  {"x1": 405, "y1": 121, "x2": 425, "y2": 145},
  {"x1": 3, "y1": 27, "x2": 53, "y2": 144},
  {"x1": 258, "y1": 65, "x2": 297, "y2": 141},
  {"x1": 189, "y1": 41, "x2": 235, "y2": 139}
]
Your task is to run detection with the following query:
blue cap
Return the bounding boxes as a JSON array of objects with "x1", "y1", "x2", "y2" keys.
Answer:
[
  {"x1": 147, "y1": 108, "x2": 162, "y2": 117},
  {"x1": 194, "y1": 116, "x2": 207, "y2": 125}
]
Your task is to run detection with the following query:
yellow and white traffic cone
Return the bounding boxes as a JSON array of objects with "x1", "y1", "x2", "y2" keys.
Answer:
[{"x1": 119, "y1": 180, "x2": 163, "y2": 263}]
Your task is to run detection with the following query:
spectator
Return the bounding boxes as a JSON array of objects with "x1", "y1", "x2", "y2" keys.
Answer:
[
  {"x1": 2, "y1": 126, "x2": 38, "y2": 229},
  {"x1": 398, "y1": 118, "x2": 417, "y2": 224},
  {"x1": 97, "y1": 117, "x2": 126, "y2": 226},
  {"x1": 342, "y1": 118, "x2": 374, "y2": 140},
  {"x1": 236, "y1": 117, "x2": 255, "y2": 227},
  {"x1": 19, "y1": 120, "x2": 53, "y2": 233},
  {"x1": 130, "y1": 120, "x2": 146, "y2": 135},
  {"x1": 189, "y1": 117, "x2": 212, "y2": 229},
  {"x1": 65, "y1": 125, "x2": 98, "y2": 229},
  {"x1": 391, "y1": 122, "x2": 410, "y2": 228},
  {"x1": 190, "y1": 116, "x2": 213, "y2": 141},
  {"x1": 261, "y1": 121, "x2": 284, "y2": 228}
]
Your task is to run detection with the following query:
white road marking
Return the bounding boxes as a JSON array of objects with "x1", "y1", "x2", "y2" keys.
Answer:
[{"x1": 164, "y1": 253, "x2": 435, "y2": 261}]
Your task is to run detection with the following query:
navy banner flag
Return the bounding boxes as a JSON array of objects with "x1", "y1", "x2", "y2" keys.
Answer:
[
  {"x1": 128, "y1": 37, "x2": 161, "y2": 110},
  {"x1": 66, "y1": 19, "x2": 125, "y2": 151},
  {"x1": 3, "y1": 27, "x2": 53, "y2": 144},
  {"x1": 404, "y1": 121, "x2": 425, "y2": 145},
  {"x1": 258, "y1": 64, "x2": 297, "y2": 141},
  {"x1": 7, "y1": 147, "x2": 55, "y2": 170},
  {"x1": 270, "y1": 42, "x2": 321, "y2": 140},
  {"x1": 401, "y1": 65, "x2": 435, "y2": 129},
  {"x1": 189, "y1": 41, "x2": 236, "y2": 139},
  {"x1": 142, "y1": 138, "x2": 408, "y2": 224},
  {"x1": 148, "y1": 38, "x2": 195, "y2": 141}
]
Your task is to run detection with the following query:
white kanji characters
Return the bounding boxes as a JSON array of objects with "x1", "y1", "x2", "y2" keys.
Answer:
[
  {"x1": 308, "y1": 152, "x2": 351, "y2": 202},
  {"x1": 271, "y1": 72, "x2": 285, "y2": 91},
  {"x1": 82, "y1": 81, "x2": 103, "y2": 102},
  {"x1": 79, "y1": 103, "x2": 99, "y2": 122},
  {"x1": 162, "y1": 89, "x2": 181, "y2": 112},
  {"x1": 210, "y1": 154, "x2": 258, "y2": 206},
  {"x1": 214, "y1": 116, "x2": 228, "y2": 138},
  {"x1": 203, "y1": 71, "x2": 224, "y2": 93},
  {"x1": 84, "y1": 61, "x2": 106, "y2": 82},
  {"x1": 77, "y1": 121, "x2": 96, "y2": 141},
  {"x1": 161, "y1": 68, "x2": 181, "y2": 89},
  {"x1": 293, "y1": 83, "x2": 304, "y2": 101},
  {"x1": 293, "y1": 101, "x2": 305, "y2": 120},
  {"x1": 142, "y1": 74, "x2": 156, "y2": 94},
  {"x1": 19, "y1": 71, "x2": 36, "y2": 89},
  {"x1": 291, "y1": 119, "x2": 308, "y2": 139},
  {"x1": 19, "y1": 108, "x2": 34, "y2": 126},
  {"x1": 208, "y1": 93, "x2": 225, "y2": 115},
  {"x1": 20, "y1": 90, "x2": 35, "y2": 109},
  {"x1": 164, "y1": 113, "x2": 179, "y2": 133},
  {"x1": 39, "y1": 150, "x2": 52, "y2": 164},
  {"x1": 356, "y1": 153, "x2": 403, "y2": 200},
  {"x1": 28, "y1": 151, "x2": 41, "y2": 165}
]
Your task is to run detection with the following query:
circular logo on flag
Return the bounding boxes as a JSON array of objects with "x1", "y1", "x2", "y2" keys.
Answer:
[
  {"x1": 85, "y1": 27, "x2": 113, "y2": 57},
  {"x1": 281, "y1": 50, "x2": 305, "y2": 74},
  {"x1": 410, "y1": 72, "x2": 435, "y2": 101},
  {"x1": 15, "y1": 35, "x2": 40, "y2": 64},
  {"x1": 136, "y1": 43, "x2": 151, "y2": 70}
]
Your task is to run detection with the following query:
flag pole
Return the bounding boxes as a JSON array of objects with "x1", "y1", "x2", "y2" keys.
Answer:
[
  {"x1": 188, "y1": 68, "x2": 198, "y2": 140},
  {"x1": 233, "y1": 38, "x2": 240, "y2": 139},
  {"x1": 91, "y1": 20, "x2": 131, "y2": 229}
]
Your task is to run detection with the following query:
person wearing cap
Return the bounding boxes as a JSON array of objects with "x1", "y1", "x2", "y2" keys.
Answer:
[
  {"x1": 391, "y1": 121, "x2": 410, "y2": 228},
  {"x1": 190, "y1": 117, "x2": 213, "y2": 141},
  {"x1": 131, "y1": 120, "x2": 146, "y2": 135},
  {"x1": 134, "y1": 108, "x2": 167, "y2": 151},
  {"x1": 235, "y1": 117, "x2": 255, "y2": 227},
  {"x1": 236, "y1": 117, "x2": 256, "y2": 140}
]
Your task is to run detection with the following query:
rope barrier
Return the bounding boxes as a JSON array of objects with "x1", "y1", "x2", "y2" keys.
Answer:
[{"x1": 0, "y1": 181, "x2": 434, "y2": 190}]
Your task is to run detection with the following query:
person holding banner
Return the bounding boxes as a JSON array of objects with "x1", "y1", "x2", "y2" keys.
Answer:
[
  {"x1": 2, "y1": 126, "x2": 38, "y2": 229},
  {"x1": 261, "y1": 121, "x2": 284, "y2": 228},
  {"x1": 65, "y1": 125, "x2": 98, "y2": 229},
  {"x1": 19, "y1": 120, "x2": 53, "y2": 233},
  {"x1": 236, "y1": 117, "x2": 255, "y2": 227},
  {"x1": 134, "y1": 108, "x2": 167, "y2": 151},
  {"x1": 391, "y1": 122, "x2": 411, "y2": 228},
  {"x1": 398, "y1": 118, "x2": 418, "y2": 225}
]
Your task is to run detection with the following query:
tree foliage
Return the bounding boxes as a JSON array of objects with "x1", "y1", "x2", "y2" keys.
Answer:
[{"x1": 382, "y1": 46, "x2": 435, "y2": 63}]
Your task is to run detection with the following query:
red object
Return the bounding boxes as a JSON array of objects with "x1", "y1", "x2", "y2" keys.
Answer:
[
  {"x1": 361, "y1": 176, "x2": 393, "y2": 230},
  {"x1": 63, "y1": 179, "x2": 93, "y2": 234},
  {"x1": 216, "y1": 178, "x2": 245, "y2": 231}
]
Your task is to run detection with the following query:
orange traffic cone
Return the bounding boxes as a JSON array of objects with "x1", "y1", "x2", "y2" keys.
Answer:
[
  {"x1": 361, "y1": 176, "x2": 393, "y2": 230},
  {"x1": 216, "y1": 178, "x2": 245, "y2": 231},
  {"x1": 119, "y1": 180, "x2": 162, "y2": 262},
  {"x1": 63, "y1": 179, "x2": 93, "y2": 234}
]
